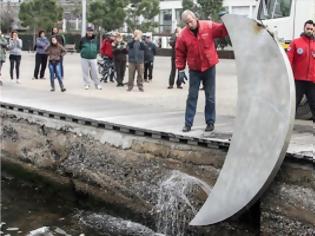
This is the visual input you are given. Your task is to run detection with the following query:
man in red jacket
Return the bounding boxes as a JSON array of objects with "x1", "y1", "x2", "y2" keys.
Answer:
[
  {"x1": 287, "y1": 20, "x2": 315, "y2": 122},
  {"x1": 176, "y1": 10, "x2": 228, "y2": 132}
]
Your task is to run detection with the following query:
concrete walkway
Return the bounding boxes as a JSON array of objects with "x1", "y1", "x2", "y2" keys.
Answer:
[{"x1": 0, "y1": 52, "x2": 313, "y2": 159}]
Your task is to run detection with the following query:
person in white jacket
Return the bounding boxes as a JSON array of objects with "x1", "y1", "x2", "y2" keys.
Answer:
[{"x1": 8, "y1": 31, "x2": 23, "y2": 83}]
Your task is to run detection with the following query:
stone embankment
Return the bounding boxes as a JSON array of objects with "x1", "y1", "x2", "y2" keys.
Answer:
[{"x1": 1, "y1": 109, "x2": 314, "y2": 235}]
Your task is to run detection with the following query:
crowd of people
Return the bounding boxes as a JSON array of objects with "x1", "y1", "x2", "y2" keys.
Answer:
[
  {"x1": 98, "y1": 29, "x2": 159, "y2": 91},
  {"x1": 0, "y1": 26, "x2": 162, "y2": 92},
  {"x1": 0, "y1": 10, "x2": 314, "y2": 132}
]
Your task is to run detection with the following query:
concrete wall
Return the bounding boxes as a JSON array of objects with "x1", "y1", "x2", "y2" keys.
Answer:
[{"x1": 1, "y1": 109, "x2": 314, "y2": 235}]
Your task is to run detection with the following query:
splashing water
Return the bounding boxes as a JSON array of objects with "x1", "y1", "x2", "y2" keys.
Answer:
[
  {"x1": 79, "y1": 212, "x2": 163, "y2": 236},
  {"x1": 156, "y1": 170, "x2": 211, "y2": 236}
]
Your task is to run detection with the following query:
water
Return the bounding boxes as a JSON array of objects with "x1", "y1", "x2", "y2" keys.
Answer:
[
  {"x1": 1, "y1": 168, "x2": 254, "y2": 236},
  {"x1": 1, "y1": 171, "x2": 98, "y2": 235},
  {"x1": 2, "y1": 169, "x2": 209, "y2": 236},
  {"x1": 79, "y1": 212, "x2": 164, "y2": 236},
  {"x1": 1, "y1": 171, "x2": 159, "y2": 236},
  {"x1": 156, "y1": 170, "x2": 212, "y2": 236}
]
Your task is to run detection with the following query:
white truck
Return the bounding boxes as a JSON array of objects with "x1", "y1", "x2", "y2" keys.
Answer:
[
  {"x1": 255, "y1": 0, "x2": 315, "y2": 119},
  {"x1": 256, "y1": 0, "x2": 315, "y2": 48}
]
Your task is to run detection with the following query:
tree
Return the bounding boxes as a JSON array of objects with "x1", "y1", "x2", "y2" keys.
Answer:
[
  {"x1": 88, "y1": 0, "x2": 128, "y2": 32},
  {"x1": 19, "y1": 0, "x2": 63, "y2": 32},
  {"x1": 125, "y1": 0, "x2": 160, "y2": 32},
  {"x1": 70, "y1": 2, "x2": 82, "y2": 19},
  {"x1": 0, "y1": 2, "x2": 17, "y2": 33},
  {"x1": 182, "y1": 0, "x2": 195, "y2": 11},
  {"x1": 181, "y1": 0, "x2": 224, "y2": 21},
  {"x1": 197, "y1": 0, "x2": 224, "y2": 21}
]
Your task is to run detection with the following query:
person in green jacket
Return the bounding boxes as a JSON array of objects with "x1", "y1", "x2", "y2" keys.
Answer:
[
  {"x1": 79, "y1": 26, "x2": 102, "y2": 90},
  {"x1": 0, "y1": 30, "x2": 8, "y2": 85}
]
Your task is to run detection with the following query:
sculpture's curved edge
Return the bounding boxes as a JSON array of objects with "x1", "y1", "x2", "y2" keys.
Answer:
[{"x1": 189, "y1": 14, "x2": 296, "y2": 226}]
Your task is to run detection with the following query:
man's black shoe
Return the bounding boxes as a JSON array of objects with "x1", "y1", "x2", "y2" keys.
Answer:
[
  {"x1": 205, "y1": 123, "x2": 214, "y2": 132},
  {"x1": 182, "y1": 125, "x2": 191, "y2": 132}
]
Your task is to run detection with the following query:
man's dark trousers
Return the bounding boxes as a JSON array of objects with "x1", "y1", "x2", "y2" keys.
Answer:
[
  {"x1": 295, "y1": 80, "x2": 315, "y2": 122},
  {"x1": 169, "y1": 56, "x2": 181, "y2": 87},
  {"x1": 34, "y1": 53, "x2": 48, "y2": 79},
  {"x1": 114, "y1": 59, "x2": 126, "y2": 85},
  {"x1": 144, "y1": 61, "x2": 153, "y2": 81}
]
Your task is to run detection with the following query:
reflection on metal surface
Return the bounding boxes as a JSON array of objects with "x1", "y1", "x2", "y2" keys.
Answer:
[{"x1": 190, "y1": 15, "x2": 295, "y2": 225}]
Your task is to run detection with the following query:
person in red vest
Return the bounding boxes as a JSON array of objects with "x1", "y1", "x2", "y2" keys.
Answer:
[
  {"x1": 100, "y1": 33, "x2": 114, "y2": 59},
  {"x1": 176, "y1": 10, "x2": 228, "y2": 132},
  {"x1": 287, "y1": 20, "x2": 315, "y2": 122},
  {"x1": 100, "y1": 33, "x2": 115, "y2": 82}
]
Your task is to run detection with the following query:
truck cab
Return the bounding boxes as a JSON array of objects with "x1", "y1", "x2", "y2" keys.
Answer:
[{"x1": 256, "y1": 0, "x2": 315, "y2": 48}]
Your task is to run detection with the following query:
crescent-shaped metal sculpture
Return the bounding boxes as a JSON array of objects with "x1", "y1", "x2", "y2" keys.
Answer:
[{"x1": 190, "y1": 15, "x2": 296, "y2": 226}]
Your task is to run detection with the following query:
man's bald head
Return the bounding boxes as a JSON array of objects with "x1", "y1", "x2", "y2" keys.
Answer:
[{"x1": 182, "y1": 10, "x2": 198, "y2": 30}]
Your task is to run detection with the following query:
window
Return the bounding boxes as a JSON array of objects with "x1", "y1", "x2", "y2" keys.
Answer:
[
  {"x1": 258, "y1": 0, "x2": 292, "y2": 20},
  {"x1": 164, "y1": 13, "x2": 172, "y2": 21}
]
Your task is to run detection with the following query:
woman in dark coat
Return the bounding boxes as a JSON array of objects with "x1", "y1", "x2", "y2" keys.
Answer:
[{"x1": 112, "y1": 32, "x2": 128, "y2": 87}]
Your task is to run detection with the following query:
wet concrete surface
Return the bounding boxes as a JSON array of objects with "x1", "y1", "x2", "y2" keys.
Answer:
[{"x1": 0, "y1": 53, "x2": 313, "y2": 160}]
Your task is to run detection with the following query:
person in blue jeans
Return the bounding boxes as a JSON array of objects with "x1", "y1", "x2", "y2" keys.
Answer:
[
  {"x1": 45, "y1": 36, "x2": 66, "y2": 92},
  {"x1": 176, "y1": 10, "x2": 228, "y2": 132},
  {"x1": 51, "y1": 27, "x2": 65, "y2": 79}
]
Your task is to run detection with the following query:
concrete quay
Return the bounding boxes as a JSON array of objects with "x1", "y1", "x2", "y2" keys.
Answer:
[
  {"x1": 1, "y1": 52, "x2": 314, "y2": 235},
  {"x1": 0, "y1": 52, "x2": 313, "y2": 160}
]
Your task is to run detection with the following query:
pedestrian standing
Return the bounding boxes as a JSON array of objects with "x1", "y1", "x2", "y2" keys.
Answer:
[
  {"x1": 33, "y1": 30, "x2": 49, "y2": 80},
  {"x1": 8, "y1": 31, "x2": 23, "y2": 84},
  {"x1": 79, "y1": 26, "x2": 102, "y2": 90},
  {"x1": 112, "y1": 32, "x2": 127, "y2": 87},
  {"x1": 168, "y1": 27, "x2": 182, "y2": 89},
  {"x1": 287, "y1": 20, "x2": 315, "y2": 122},
  {"x1": 0, "y1": 30, "x2": 8, "y2": 85},
  {"x1": 100, "y1": 34, "x2": 114, "y2": 59},
  {"x1": 143, "y1": 36, "x2": 156, "y2": 82},
  {"x1": 51, "y1": 27, "x2": 65, "y2": 79},
  {"x1": 100, "y1": 33, "x2": 115, "y2": 82},
  {"x1": 127, "y1": 30, "x2": 145, "y2": 92},
  {"x1": 176, "y1": 10, "x2": 228, "y2": 132},
  {"x1": 45, "y1": 36, "x2": 66, "y2": 92}
]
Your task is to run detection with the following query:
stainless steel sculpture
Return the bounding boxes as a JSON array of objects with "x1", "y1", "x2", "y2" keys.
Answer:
[{"x1": 190, "y1": 15, "x2": 295, "y2": 225}]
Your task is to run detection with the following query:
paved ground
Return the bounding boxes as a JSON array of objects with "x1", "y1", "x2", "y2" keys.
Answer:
[{"x1": 0, "y1": 52, "x2": 313, "y2": 159}]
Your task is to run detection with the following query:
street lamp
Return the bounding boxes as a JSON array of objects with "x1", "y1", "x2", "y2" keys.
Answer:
[{"x1": 81, "y1": 0, "x2": 86, "y2": 36}]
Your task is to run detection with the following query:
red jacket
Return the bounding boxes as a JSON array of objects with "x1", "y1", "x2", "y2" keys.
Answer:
[
  {"x1": 287, "y1": 35, "x2": 315, "y2": 83},
  {"x1": 100, "y1": 39, "x2": 113, "y2": 59},
  {"x1": 175, "y1": 20, "x2": 228, "y2": 72}
]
